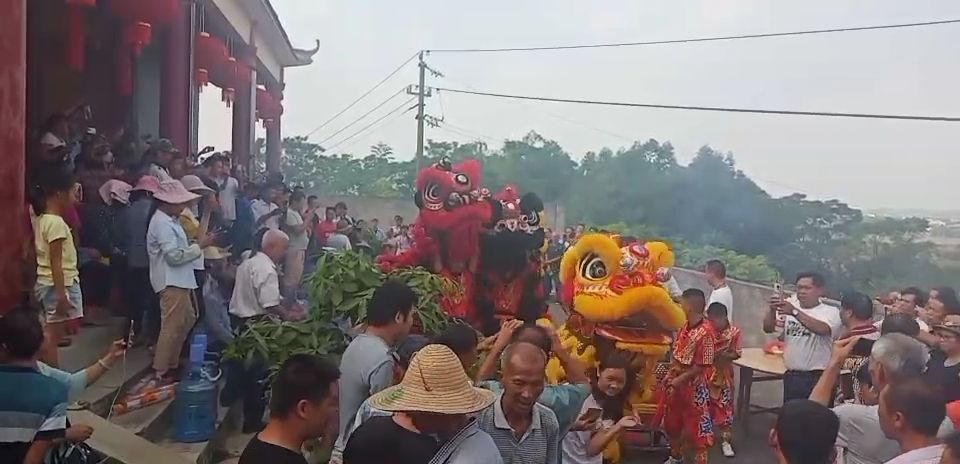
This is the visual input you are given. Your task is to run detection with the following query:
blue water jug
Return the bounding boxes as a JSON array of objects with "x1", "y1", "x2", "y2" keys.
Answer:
[
  {"x1": 173, "y1": 333, "x2": 216, "y2": 442},
  {"x1": 189, "y1": 332, "x2": 207, "y2": 374}
]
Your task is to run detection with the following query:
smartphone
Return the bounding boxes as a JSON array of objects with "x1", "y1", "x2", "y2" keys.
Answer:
[
  {"x1": 580, "y1": 408, "x2": 602, "y2": 422},
  {"x1": 773, "y1": 273, "x2": 785, "y2": 300}
]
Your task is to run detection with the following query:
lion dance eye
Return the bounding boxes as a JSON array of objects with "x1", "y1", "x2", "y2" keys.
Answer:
[
  {"x1": 580, "y1": 255, "x2": 608, "y2": 280},
  {"x1": 424, "y1": 184, "x2": 440, "y2": 203},
  {"x1": 454, "y1": 173, "x2": 469, "y2": 186}
]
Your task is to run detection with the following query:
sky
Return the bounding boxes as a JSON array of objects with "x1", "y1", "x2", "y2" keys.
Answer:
[{"x1": 198, "y1": 0, "x2": 960, "y2": 211}]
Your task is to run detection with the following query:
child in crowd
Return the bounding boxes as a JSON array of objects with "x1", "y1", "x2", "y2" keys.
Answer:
[
  {"x1": 30, "y1": 169, "x2": 84, "y2": 366},
  {"x1": 661, "y1": 289, "x2": 716, "y2": 464},
  {"x1": 707, "y1": 302, "x2": 741, "y2": 458}
]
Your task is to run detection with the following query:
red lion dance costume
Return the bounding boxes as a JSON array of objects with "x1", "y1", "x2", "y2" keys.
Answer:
[{"x1": 378, "y1": 157, "x2": 547, "y2": 334}]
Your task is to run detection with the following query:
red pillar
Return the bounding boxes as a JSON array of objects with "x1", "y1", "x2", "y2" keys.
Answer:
[
  {"x1": 0, "y1": 0, "x2": 27, "y2": 312},
  {"x1": 231, "y1": 69, "x2": 254, "y2": 173},
  {"x1": 265, "y1": 117, "x2": 281, "y2": 174},
  {"x1": 160, "y1": 9, "x2": 190, "y2": 151}
]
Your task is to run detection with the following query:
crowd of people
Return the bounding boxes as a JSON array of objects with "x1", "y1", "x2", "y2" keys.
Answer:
[
  {"x1": 1, "y1": 113, "x2": 413, "y2": 463},
  {"x1": 232, "y1": 267, "x2": 960, "y2": 464}
]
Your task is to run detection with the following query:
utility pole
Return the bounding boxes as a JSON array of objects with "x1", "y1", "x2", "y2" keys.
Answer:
[{"x1": 415, "y1": 50, "x2": 427, "y2": 172}]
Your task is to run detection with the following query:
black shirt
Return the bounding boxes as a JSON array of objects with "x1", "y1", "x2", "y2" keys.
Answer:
[
  {"x1": 926, "y1": 349, "x2": 960, "y2": 403},
  {"x1": 238, "y1": 435, "x2": 308, "y2": 464},
  {"x1": 343, "y1": 415, "x2": 440, "y2": 464}
]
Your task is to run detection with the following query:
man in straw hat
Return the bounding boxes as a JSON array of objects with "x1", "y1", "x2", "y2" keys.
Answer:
[
  {"x1": 343, "y1": 344, "x2": 501, "y2": 464},
  {"x1": 138, "y1": 180, "x2": 216, "y2": 392},
  {"x1": 477, "y1": 342, "x2": 561, "y2": 464}
]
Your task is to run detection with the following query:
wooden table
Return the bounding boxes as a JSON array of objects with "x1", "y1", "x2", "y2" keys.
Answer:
[{"x1": 734, "y1": 347, "x2": 786, "y2": 434}]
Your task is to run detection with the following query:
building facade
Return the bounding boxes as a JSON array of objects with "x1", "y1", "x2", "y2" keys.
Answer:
[{"x1": 0, "y1": 0, "x2": 315, "y2": 310}]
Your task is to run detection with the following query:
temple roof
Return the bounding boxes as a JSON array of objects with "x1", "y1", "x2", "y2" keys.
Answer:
[{"x1": 257, "y1": 0, "x2": 318, "y2": 67}]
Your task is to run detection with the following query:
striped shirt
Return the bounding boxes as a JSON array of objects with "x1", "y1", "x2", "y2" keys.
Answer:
[
  {"x1": 0, "y1": 364, "x2": 68, "y2": 462},
  {"x1": 477, "y1": 392, "x2": 560, "y2": 464}
]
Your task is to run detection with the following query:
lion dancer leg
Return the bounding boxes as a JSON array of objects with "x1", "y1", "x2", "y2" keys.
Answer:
[
  {"x1": 711, "y1": 365, "x2": 736, "y2": 452},
  {"x1": 662, "y1": 381, "x2": 713, "y2": 464}
]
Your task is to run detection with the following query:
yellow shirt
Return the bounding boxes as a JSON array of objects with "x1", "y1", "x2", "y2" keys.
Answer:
[
  {"x1": 179, "y1": 209, "x2": 200, "y2": 241},
  {"x1": 35, "y1": 214, "x2": 79, "y2": 287}
]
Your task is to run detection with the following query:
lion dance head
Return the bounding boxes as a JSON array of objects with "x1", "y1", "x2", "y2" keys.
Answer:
[
  {"x1": 555, "y1": 233, "x2": 685, "y2": 408},
  {"x1": 410, "y1": 157, "x2": 496, "y2": 273}
]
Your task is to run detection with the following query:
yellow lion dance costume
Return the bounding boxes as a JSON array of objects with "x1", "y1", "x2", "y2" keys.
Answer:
[{"x1": 547, "y1": 234, "x2": 686, "y2": 462}]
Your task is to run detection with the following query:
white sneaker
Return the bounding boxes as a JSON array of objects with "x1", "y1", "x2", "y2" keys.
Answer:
[
  {"x1": 663, "y1": 457, "x2": 683, "y2": 464},
  {"x1": 721, "y1": 440, "x2": 736, "y2": 457}
]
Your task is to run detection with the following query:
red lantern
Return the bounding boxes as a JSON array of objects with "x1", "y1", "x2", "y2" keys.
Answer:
[
  {"x1": 256, "y1": 87, "x2": 284, "y2": 121},
  {"x1": 229, "y1": 60, "x2": 252, "y2": 88},
  {"x1": 195, "y1": 68, "x2": 209, "y2": 90},
  {"x1": 124, "y1": 21, "x2": 152, "y2": 56},
  {"x1": 196, "y1": 32, "x2": 229, "y2": 72}
]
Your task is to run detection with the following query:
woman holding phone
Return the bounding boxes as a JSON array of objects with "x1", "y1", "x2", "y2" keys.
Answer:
[{"x1": 562, "y1": 354, "x2": 638, "y2": 464}]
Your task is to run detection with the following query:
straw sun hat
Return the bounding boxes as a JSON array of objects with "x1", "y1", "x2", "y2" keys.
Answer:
[
  {"x1": 369, "y1": 344, "x2": 494, "y2": 415},
  {"x1": 154, "y1": 180, "x2": 200, "y2": 205}
]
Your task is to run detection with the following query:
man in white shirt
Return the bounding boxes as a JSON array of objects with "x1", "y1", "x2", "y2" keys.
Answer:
[
  {"x1": 764, "y1": 272, "x2": 843, "y2": 403},
  {"x1": 229, "y1": 230, "x2": 288, "y2": 320},
  {"x1": 251, "y1": 184, "x2": 282, "y2": 231},
  {"x1": 874, "y1": 287, "x2": 930, "y2": 333},
  {"x1": 228, "y1": 229, "x2": 289, "y2": 433},
  {"x1": 203, "y1": 154, "x2": 239, "y2": 223},
  {"x1": 705, "y1": 259, "x2": 734, "y2": 319},
  {"x1": 878, "y1": 378, "x2": 946, "y2": 464}
]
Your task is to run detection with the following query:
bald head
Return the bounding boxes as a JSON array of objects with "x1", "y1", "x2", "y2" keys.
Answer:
[
  {"x1": 261, "y1": 229, "x2": 290, "y2": 263},
  {"x1": 502, "y1": 342, "x2": 548, "y2": 372},
  {"x1": 500, "y1": 342, "x2": 547, "y2": 415}
]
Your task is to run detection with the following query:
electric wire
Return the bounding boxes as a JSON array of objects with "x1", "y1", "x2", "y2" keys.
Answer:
[
  {"x1": 304, "y1": 51, "x2": 419, "y2": 137},
  {"x1": 315, "y1": 87, "x2": 406, "y2": 145},
  {"x1": 435, "y1": 87, "x2": 960, "y2": 122},
  {"x1": 427, "y1": 19, "x2": 960, "y2": 53},
  {"x1": 323, "y1": 97, "x2": 417, "y2": 153}
]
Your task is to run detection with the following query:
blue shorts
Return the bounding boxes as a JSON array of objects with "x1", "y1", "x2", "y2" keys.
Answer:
[{"x1": 35, "y1": 282, "x2": 84, "y2": 323}]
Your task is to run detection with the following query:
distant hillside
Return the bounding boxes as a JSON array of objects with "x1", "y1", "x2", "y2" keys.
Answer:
[{"x1": 867, "y1": 208, "x2": 960, "y2": 221}]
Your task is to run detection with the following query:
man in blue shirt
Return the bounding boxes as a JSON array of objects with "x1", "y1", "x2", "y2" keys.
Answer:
[{"x1": 0, "y1": 310, "x2": 69, "y2": 464}]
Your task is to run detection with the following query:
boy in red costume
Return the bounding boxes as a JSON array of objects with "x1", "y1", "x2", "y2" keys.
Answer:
[
  {"x1": 707, "y1": 302, "x2": 742, "y2": 458},
  {"x1": 661, "y1": 288, "x2": 716, "y2": 464}
]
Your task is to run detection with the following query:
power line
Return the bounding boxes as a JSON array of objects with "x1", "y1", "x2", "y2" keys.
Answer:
[
  {"x1": 330, "y1": 109, "x2": 416, "y2": 154},
  {"x1": 440, "y1": 120, "x2": 503, "y2": 143},
  {"x1": 316, "y1": 87, "x2": 406, "y2": 145},
  {"x1": 427, "y1": 19, "x2": 960, "y2": 53},
  {"x1": 439, "y1": 72, "x2": 635, "y2": 143},
  {"x1": 435, "y1": 87, "x2": 960, "y2": 122},
  {"x1": 304, "y1": 51, "x2": 419, "y2": 137},
  {"x1": 323, "y1": 97, "x2": 417, "y2": 153}
]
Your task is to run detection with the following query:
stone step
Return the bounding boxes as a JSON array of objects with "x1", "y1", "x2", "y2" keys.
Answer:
[{"x1": 69, "y1": 410, "x2": 193, "y2": 464}]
